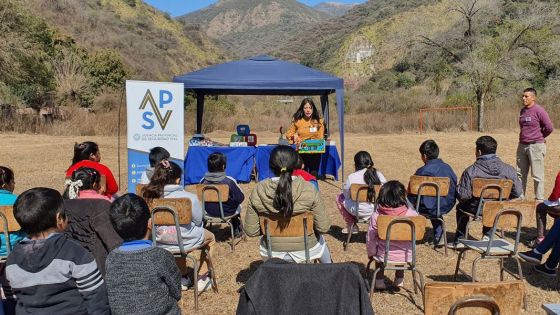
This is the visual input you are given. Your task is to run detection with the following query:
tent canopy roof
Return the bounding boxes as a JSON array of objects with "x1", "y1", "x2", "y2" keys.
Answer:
[{"x1": 173, "y1": 55, "x2": 343, "y2": 95}]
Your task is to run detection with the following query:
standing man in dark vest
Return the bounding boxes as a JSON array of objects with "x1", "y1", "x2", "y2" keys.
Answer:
[{"x1": 517, "y1": 87, "x2": 554, "y2": 202}]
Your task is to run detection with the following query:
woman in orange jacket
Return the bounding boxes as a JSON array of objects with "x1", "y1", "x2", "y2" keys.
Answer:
[{"x1": 286, "y1": 98, "x2": 324, "y2": 177}]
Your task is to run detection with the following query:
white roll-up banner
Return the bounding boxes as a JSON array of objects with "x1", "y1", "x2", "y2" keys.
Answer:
[{"x1": 126, "y1": 80, "x2": 184, "y2": 193}]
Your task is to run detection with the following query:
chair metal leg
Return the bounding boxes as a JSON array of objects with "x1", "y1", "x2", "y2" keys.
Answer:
[
  {"x1": 471, "y1": 256, "x2": 482, "y2": 282},
  {"x1": 205, "y1": 248, "x2": 219, "y2": 293},
  {"x1": 370, "y1": 268, "x2": 382, "y2": 299},
  {"x1": 365, "y1": 258, "x2": 374, "y2": 279},
  {"x1": 454, "y1": 249, "x2": 466, "y2": 281},
  {"x1": 411, "y1": 269, "x2": 419, "y2": 294},
  {"x1": 439, "y1": 218, "x2": 448, "y2": 257},
  {"x1": 414, "y1": 269, "x2": 426, "y2": 307},
  {"x1": 185, "y1": 254, "x2": 198, "y2": 311},
  {"x1": 343, "y1": 223, "x2": 354, "y2": 251},
  {"x1": 227, "y1": 220, "x2": 235, "y2": 252},
  {"x1": 500, "y1": 258, "x2": 505, "y2": 281},
  {"x1": 512, "y1": 256, "x2": 528, "y2": 310}
]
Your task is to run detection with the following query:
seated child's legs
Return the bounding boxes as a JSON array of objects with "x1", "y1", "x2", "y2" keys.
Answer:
[
  {"x1": 336, "y1": 193, "x2": 355, "y2": 226},
  {"x1": 429, "y1": 218, "x2": 443, "y2": 240},
  {"x1": 198, "y1": 229, "x2": 216, "y2": 276}
]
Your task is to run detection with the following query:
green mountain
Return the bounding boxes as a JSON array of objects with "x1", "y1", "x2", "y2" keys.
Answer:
[
  {"x1": 178, "y1": 0, "x2": 328, "y2": 58},
  {"x1": 313, "y1": 2, "x2": 356, "y2": 17},
  {"x1": 19, "y1": 0, "x2": 223, "y2": 81}
]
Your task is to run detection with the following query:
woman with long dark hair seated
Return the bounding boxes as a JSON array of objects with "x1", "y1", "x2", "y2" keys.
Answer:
[{"x1": 244, "y1": 146, "x2": 332, "y2": 263}]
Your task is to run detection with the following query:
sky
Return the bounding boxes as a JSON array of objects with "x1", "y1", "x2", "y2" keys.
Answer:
[{"x1": 144, "y1": 0, "x2": 367, "y2": 17}]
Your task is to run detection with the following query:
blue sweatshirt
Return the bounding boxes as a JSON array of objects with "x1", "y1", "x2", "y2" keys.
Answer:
[{"x1": 408, "y1": 159, "x2": 457, "y2": 216}]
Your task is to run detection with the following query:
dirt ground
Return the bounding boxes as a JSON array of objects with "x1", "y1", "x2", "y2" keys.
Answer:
[{"x1": 1, "y1": 131, "x2": 559, "y2": 314}]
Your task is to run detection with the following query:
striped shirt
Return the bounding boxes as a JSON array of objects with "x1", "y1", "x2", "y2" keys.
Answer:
[{"x1": 5, "y1": 233, "x2": 109, "y2": 315}]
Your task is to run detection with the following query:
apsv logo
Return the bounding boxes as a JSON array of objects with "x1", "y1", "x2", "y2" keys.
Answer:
[{"x1": 139, "y1": 89, "x2": 173, "y2": 130}]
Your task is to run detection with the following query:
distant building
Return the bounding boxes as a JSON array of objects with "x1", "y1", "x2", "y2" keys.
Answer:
[{"x1": 345, "y1": 36, "x2": 374, "y2": 64}]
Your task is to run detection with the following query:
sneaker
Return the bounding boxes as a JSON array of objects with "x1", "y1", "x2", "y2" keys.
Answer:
[
  {"x1": 446, "y1": 241, "x2": 465, "y2": 249},
  {"x1": 518, "y1": 250, "x2": 542, "y2": 264},
  {"x1": 374, "y1": 279, "x2": 387, "y2": 290},
  {"x1": 534, "y1": 263, "x2": 557, "y2": 277},
  {"x1": 481, "y1": 235, "x2": 490, "y2": 241},
  {"x1": 433, "y1": 236, "x2": 446, "y2": 247},
  {"x1": 342, "y1": 225, "x2": 359, "y2": 235},
  {"x1": 197, "y1": 275, "x2": 212, "y2": 292},
  {"x1": 528, "y1": 237, "x2": 543, "y2": 249},
  {"x1": 233, "y1": 227, "x2": 243, "y2": 238},
  {"x1": 394, "y1": 277, "x2": 404, "y2": 288},
  {"x1": 181, "y1": 276, "x2": 192, "y2": 291}
]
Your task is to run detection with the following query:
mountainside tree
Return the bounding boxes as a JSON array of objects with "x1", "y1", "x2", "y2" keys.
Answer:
[{"x1": 420, "y1": 0, "x2": 559, "y2": 131}]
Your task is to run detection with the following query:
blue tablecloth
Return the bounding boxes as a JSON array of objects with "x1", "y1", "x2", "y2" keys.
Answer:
[
  {"x1": 255, "y1": 145, "x2": 341, "y2": 181},
  {"x1": 184, "y1": 146, "x2": 256, "y2": 184}
]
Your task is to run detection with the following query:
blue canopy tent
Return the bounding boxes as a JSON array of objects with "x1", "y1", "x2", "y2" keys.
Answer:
[{"x1": 173, "y1": 55, "x2": 346, "y2": 179}]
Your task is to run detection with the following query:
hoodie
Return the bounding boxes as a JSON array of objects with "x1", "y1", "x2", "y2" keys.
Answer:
[
  {"x1": 244, "y1": 177, "x2": 330, "y2": 252},
  {"x1": 200, "y1": 172, "x2": 245, "y2": 217},
  {"x1": 4, "y1": 233, "x2": 109, "y2": 315},
  {"x1": 366, "y1": 205, "x2": 418, "y2": 262},
  {"x1": 456, "y1": 154, "x2": 522, "y2": 212}
]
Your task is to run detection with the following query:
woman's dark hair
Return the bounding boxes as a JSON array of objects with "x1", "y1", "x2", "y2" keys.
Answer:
[
  {"x1": 14, "y1": 187, "x2": 66, "y2": 236},
  {"x1": 110, "y1": 194, "x2": 150, "y2": 241},
  {"x1": 71, "y1": 141, "x2": 99, "y2": 165},
  {"x1": 377, "y1": 180, "x2": 408, "y2": 208},
  {"x1": 269, "y1": 146, "x2": 299, "y2": 218},
  {"x1": 354, "y1": 151, "x2": 381, "y2": 202},
  {"x1": 292, "y1": 97, "x2": 321, "y2": 123},
  {"x1": 148, "y1": 147, "x2": 170, "y2": 167},
  {"x1": 208, "y1": 152, "x2": 226, "y2": 173},
  {"x1": 63, "y1": 167, "x2": 101, "y2": 199},
  {"x1": 0, "y1": 166, "x2": 14, "y2": 191},
  {"x1": 142, "y1": 160, "x2": 182, "y2": 201}
]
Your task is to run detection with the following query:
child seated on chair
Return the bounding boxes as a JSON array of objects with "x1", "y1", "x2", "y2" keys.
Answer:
[
  {"x1": 366, "y1": 181, "x2": 418, "y2": 290},
  {"x1": 64, "y1": 167, "x2": 111, "y2": 201},
  {"x1": 140, "y1": 147, "x2": 170, "y2": 184},
  {"x1": 407, "y1": 140, "x2": 457, "y2": 246},
  {"x1": 337, "y1": 151, "x2": 387, "y2": 235},
  {"x1": 142, "y1": 160, "x2": 215, "y2": 292},
  {"x1": 105, "y1": 194, "x2": 181, "y2": 315},
  {"x1": 244, "y1": 146, "x2": 332, "y2": 263},
  {"x1": 4, "y1": 188, "x2": 110, "y2": 314},
  {"x1": 200, "y1": 153, "x2": 245, "y2": 237},
  {"x1": 0, "y1": 166, "x2": 25, "y2": 256},
  {"x1": 293, "y1": 155, "x2": 319, "y2": 191}
]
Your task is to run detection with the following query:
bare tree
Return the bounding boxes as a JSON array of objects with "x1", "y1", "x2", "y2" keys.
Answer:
[{"x1": 419, "y1": 0, "x2": 549, "y2": 131}]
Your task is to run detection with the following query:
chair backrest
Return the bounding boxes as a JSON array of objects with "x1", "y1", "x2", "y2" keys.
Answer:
[
  {"x1": 349, "y1": 184, "x2": 382, "y2": 202},
  {"x1": 409, "y1": 175, "x2": 450, "y2": 197},
  {"x1": 447, "y1": 295, "x2": 500, "y2": 315},
  {"x1": 149, "y1": 198, "x2": 192, "y2": 225},
  {"x1": 259, "y1": 211, "x2": 314, "y2": 237},
  {"x1": 0, "y1": 205, "x2": 21, "y2": 232},
  {"x1": 472, "y1": 178, "x2": 513, "y2": 199},
  {"x1": 135, "y1": 184, "x2": 147, "y2": 196},
  {"x1": 424, "y1": 280, "x2": 524, "y2": 315},
  {"x1": 481, "y1": 201, "x2": 523, "y2": 229},
  {"x1": 376, "y1": 215, "x2": 426, "y2": 241},
  {"x1": 196, "y1": 184, "x2": 230, "y2": 203}
]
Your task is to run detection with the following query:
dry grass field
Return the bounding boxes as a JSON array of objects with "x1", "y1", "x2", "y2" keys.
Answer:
[{"x1": 1, "y1": 130, "x2": 559, "y2": 314}]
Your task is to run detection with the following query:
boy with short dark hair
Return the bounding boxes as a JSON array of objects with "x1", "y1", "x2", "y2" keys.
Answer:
[
  {"x1": 5, "y1": 187, "x2": 110, "y2": 315},
  {"x1": 140, "y1": 147, "x2": 170, "y2": 184},
  {"x1": 201, "y1": 153, "x2": 245, "y2": 237},
  {"x1": 105, "y1": 194, "x2": 181, "y2": 315}
]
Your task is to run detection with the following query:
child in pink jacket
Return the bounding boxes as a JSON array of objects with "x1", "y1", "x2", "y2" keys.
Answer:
[{"x1": 366, "y1": 180, "x2": 418, "y2": 290}]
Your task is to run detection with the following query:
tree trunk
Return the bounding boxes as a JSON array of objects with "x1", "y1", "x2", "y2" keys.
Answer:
[{"x1": 477, "y1": 90, "x2": 485, "y2": 132}]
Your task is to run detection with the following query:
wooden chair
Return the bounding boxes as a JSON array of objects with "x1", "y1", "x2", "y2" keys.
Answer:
[
  {"x1": 454, "y1": 202, "x2": 526, "y2": 309},
  {"x1": 461, "y1": 178, "x2": 513, "y2": 240},
  {"x1": 0, "y1": 206, "x2": 21, "y2": 262},
  {"x1": 259, "y1": 211, "x2": 315, "y2": 263},
  {"x1": 149, "y1": 198, "x2": 217, "y2": 311},
  {"x1": 196, "y1": 184, "x2": 244, "y2": 251},
  {"x1": 135, "y1": 183, "x2": 147, "y2": 196},
  {"x1": 409, "y1": 175, "x2": 451, "y2": 256},
  {"x1": 423, "y1": 280, "x2": 524, "y2": 315},
  {"x1": 365, "y1": 215, "x2": 427, "y2": 302},
  {"x1": 343, "y1": 184, "x2": 381, "y2": 251}
]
